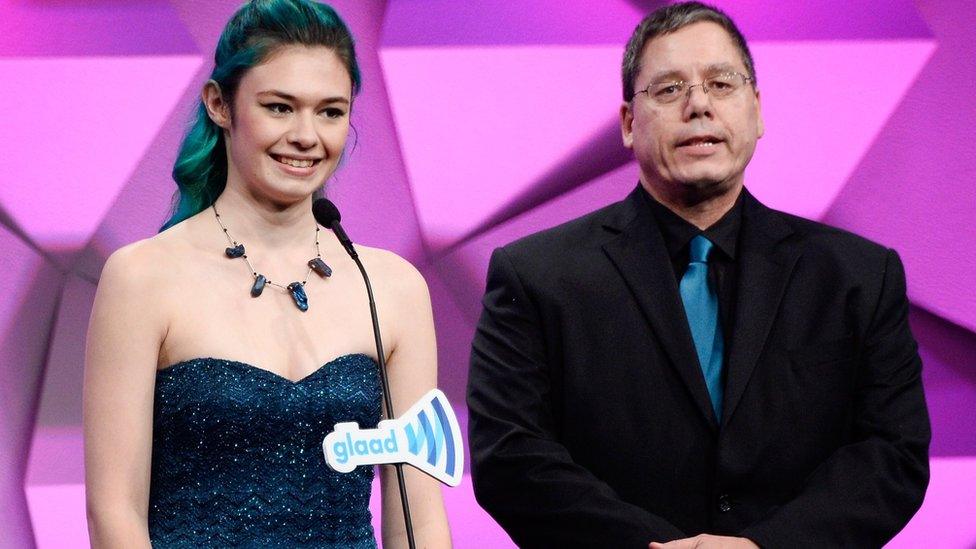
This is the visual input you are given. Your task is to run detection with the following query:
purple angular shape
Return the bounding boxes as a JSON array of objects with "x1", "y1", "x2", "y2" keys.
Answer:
[
  {"x1": 677, "y1": 0, "x2": 932, "y2": 41},
  {"x1": 383, "y1": 0, "x2": 931, "y2": 47},
  {"x1": 451, "y1": 117, "x2": 634, "y2": 253},
  {"x1": 0, "y1": 225, "x2": 64, "y2": 547},
  {"x1": 383, "y1": 0, "x2": 649, "y2": 46},
  {"x1": 31, "y1": 276, "x2": 96, "y2": 431},
  {"x1": 824, "y1": 0, "x2": 976, "y2": 332},
  {"x1": 436, "y1": 161, "x2": 641, "y2": 322},
  {"x1": 420, "y1": 262, "x2": 477, "y2": 403},
  {"x1": 911, "y1": 307, "x2": 976, "y2": 457},
  {"x1": 0, "y1": 1, "x2": 198, "y2": 57},
  {"x1": 380, "y1": 44, "x2": 626, "y2": 253},
  {"x1": 0, "y1": 55, "x2": 204, "y2": 260}
]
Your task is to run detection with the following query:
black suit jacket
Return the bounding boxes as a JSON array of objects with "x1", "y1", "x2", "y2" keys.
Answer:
[{"x1": 467, "y1": 186, "x2": 930, "y2": 548}]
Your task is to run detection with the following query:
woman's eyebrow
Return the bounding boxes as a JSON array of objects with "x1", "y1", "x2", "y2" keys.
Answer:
[{"x1": 256, "y1": 89, "x2": 350, "y2": 106}]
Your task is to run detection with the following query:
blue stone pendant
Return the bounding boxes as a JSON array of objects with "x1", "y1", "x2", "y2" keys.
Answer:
[
  {"x1": 251, "y1": 274, "x2": 266, "y2": 297},
  {"x1": 308, "y1": 257, "x2": 332, "y2": 278},
  {"x1": 225, "y1": 244, "x2": 245, "y2": 258},
  {"x1": 286, "y1": 282, "x2": 309, "y2": 311}
]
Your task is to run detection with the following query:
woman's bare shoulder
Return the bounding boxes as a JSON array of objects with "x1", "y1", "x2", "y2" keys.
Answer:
[
  {"x1": 98, "y1": 222, "x2": 199, "y2": 296},
  {"x1": 355, "y1": 245, "x2": 429, "y2": 301}
]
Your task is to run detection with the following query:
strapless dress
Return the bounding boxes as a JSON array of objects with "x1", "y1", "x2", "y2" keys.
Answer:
[{"x1": 148, "y1": 354, "x2": 381, "y2": 548}]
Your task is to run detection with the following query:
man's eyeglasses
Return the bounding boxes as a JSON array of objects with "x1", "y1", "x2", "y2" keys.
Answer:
[{"x1": 634, "y1": 72, "x2": 755, "y2": 105}]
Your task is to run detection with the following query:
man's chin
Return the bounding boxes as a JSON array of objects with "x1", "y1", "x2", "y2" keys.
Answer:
[
  {"x1": 678, "y1": 175, "x2": 729, "y2": 191},
  {"x1": 671, "y1": 175, "x2": 741, "y2": 202},
  {"x1": 641, "y1": 168, "x2": 741, "y2": 202}
]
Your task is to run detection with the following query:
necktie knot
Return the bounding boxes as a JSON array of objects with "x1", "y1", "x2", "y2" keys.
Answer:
[{"x1": 689, "y1": 235, "x2": 714, "y2": 264}]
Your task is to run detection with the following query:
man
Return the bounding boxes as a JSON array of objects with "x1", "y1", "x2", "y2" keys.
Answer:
[{"x1": 466, "y1": 3, "x2": 930, "y2": 548}]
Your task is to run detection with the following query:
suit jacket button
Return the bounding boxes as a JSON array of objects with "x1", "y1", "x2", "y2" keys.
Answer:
[{"x1": 718, "y1": 494, "x2": 732, "y2": 513}]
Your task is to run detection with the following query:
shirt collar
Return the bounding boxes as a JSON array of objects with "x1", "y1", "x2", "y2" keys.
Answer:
[{"x1": 639, "y1": 185, "x2": 742, "y2": 260}]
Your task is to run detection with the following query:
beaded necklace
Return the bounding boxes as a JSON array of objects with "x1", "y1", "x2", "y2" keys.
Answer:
[{"x1": 212, "y1": 204, "x2": 332, "y2": 311}]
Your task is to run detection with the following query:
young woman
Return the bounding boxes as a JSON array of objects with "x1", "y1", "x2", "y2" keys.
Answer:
[{"x1": 83, "y1": 1, "x2": 450, "y2": 546}]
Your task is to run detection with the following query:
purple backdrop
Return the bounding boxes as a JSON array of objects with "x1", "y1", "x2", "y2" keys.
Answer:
[{"x1": 1, "y1": 1, "x2": 973, "y2": 547}]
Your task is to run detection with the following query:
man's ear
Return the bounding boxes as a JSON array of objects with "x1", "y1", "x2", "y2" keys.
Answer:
[
  {"x1": 201, "y1": 80, "x2": 232, "y2": 129},
  {"x1": 620, "y1": 102, "x2": 635, "y2": 149},
  {"x1": 754, "y1": 88, "x2": 764, "y2": 139}
]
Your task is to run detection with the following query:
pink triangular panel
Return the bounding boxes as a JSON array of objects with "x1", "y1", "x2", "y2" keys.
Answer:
[
  {"x1": 381, "y1": 46, "x2": 624, "y2": 252},
  {"x1": 0, "y1": 55, "x2": 203, "y2": 252},
  {"x1": 744, "y1": 40, "x2": 935, "y2": 219},
  {"x1": 25, "y1": 483, "x2": 88, "y2": 548},
  {"x1": 887, "y1": 457, "x2": 976, "y2": 547}
]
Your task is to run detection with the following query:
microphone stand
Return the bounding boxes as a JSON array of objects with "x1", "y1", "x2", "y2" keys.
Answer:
[{"x1": 332, "y1": 222, "x2": 417, "y2": 549}]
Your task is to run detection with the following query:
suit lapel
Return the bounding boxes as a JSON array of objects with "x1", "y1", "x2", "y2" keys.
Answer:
[
  {"x1": 601, "y1": 188, "x2": 719, "y2": 430},
  {"x1": 721, "y1": 191, "x2": 801, "y2": 428}
]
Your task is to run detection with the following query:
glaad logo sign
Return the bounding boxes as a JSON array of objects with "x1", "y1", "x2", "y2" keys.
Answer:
[{"x1": 322, "y1": 389, "x2": 463, "y2": 487}]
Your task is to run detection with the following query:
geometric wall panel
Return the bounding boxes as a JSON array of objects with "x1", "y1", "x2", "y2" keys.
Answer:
[
  {"x1": 706, "y1": 0, "x2": 932, "y2": 41},
  {"x1": 0, "y1": 56, "x2": 203, "y2": 254},
  {"x1": 0, "y1": 1, "x2": 196, "y2": 57},
  {"x1": 382, "y1": 0, "x2": 647, "y2": 47},
  {"x1": 367, "y1": 476, "x2": 517, "y2": 549},
  {"x1": 32, "y1": 274, "x2": 96, "y2": 430},
  {"x1": 25, "y1": 274, "x2": 95, "y2": 548},
  {"x1": 911, "y1": 307, "x2": 976, "y2": 457},
  {"x1": 744, "y1": 39, "x2": 935, "y2": 220},
  {"x1": 824, "y1": 0, "x2": 976, "y2": 333},
  {"x1": 26, "y1": 483, "x2": 87, "y2": 549},
  {"x1": 435, "y1": 161, "x2": 641, "y2": 323},
  {"x1": 382, "y1": 45, "x2": 626, "y2": 252},
  {"x1": 885, "y1": 457, "x2": 976, "y2": 548},
  {"x1": 0, "y1": 225, "x2": 64, "y2": 548},
  {"x1": 419, "y1": 263, "x2": 478, "y2": 403}
]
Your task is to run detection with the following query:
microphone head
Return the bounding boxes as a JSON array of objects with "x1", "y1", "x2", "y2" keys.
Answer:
[{"x1": 313, "y1": 198, "x2": 341, "y2": 227}]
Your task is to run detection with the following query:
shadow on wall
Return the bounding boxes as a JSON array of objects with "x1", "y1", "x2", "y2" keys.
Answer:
[
  {"x1": 911, "y1": 306, "x2": 976, "y2": 456},
  {"x1": 0, "y1": 241, "x2": 65, "y2": 548}
]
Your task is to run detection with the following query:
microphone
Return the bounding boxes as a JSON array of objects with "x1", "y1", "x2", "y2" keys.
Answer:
[
  {"x1": 312, "y1": 198, "x2": 416, "y2": 549},
  {"x1": 312, "y1": 199, "x2": 356, "y2": 259}
]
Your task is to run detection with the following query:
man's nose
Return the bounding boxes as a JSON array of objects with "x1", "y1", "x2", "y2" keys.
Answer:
[{"x1": 683, "y1": 83, "x2": 713, "y2": 120}]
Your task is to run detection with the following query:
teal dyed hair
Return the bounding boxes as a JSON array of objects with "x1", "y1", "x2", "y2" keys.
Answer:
[{"x1": 161, "y1": 0, "x2": 362, "y2": 231}]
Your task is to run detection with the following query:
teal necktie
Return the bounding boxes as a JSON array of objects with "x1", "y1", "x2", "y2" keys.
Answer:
[{"x1": 679, "y1": 235, "x2": 724, "y2": 421}]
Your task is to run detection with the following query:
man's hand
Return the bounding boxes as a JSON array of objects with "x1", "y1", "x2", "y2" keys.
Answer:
[{"x1": 650, "y1": 534, "x2": 759, "y2": 549}]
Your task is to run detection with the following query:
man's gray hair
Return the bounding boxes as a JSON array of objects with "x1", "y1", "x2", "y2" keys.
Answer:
[{"x1": 621, "y1": 2, "x2": 756, "y2": 102}]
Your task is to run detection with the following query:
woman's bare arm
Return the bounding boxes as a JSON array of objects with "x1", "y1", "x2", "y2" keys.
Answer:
[
  {"x1": 84, "y1": 243, "x2": 167, "y2": 548},
  {"x1": 375, "y1": 252, "x2": 452, "y2": 548}
]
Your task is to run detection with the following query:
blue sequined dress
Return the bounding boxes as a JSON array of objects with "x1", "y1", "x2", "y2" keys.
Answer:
[{"x1": 148, "y1": 354, "x2": 381, "y2": 548}]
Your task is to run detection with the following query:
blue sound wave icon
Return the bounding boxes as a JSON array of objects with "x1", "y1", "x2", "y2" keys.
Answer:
[
  {"x1": 405, "y1": 394, "x2": 458, "y2": 479},
  {"x1": 323, "y1": 389, "x2": 464, "y2": 486}
]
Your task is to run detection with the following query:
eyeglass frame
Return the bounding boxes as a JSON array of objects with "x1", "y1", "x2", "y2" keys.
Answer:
[{"x1": 633, "y1": 71, "x2": 756, "y2": 105}]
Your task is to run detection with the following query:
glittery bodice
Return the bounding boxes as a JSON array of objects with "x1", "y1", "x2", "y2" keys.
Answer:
[{"x1": 149, "y1": 354, "x2": 381, "y2": 548}]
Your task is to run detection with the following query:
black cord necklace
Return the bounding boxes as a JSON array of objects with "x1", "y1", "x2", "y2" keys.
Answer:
[{"x1": 212, "y1": 204, "x2": 332, "y2": 312}]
